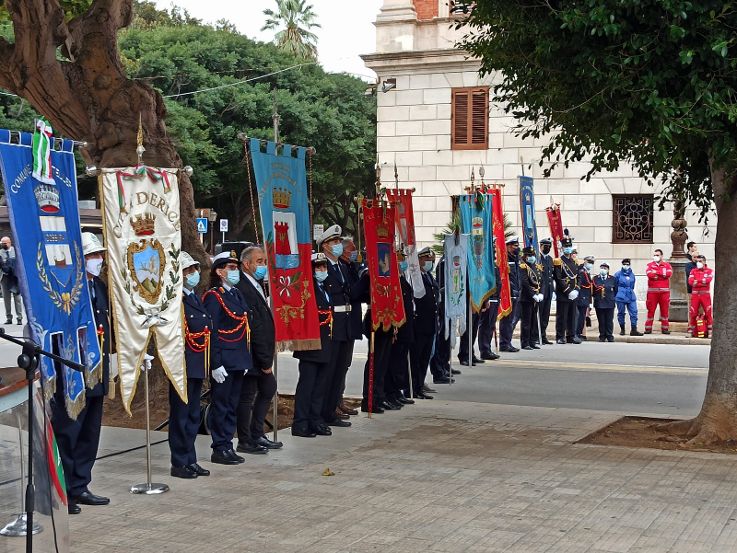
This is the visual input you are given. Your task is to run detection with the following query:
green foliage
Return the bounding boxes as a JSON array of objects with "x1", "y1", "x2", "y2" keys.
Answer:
[
  {"x1": 454, "y1": 0, "x2": 737, "y2": 220},
  {"x1": 262, "y1": 0, "x2": 321, "y2": 60},
  {"x1": 0, "y1": 0, "x2": 93, "y2": 24}
]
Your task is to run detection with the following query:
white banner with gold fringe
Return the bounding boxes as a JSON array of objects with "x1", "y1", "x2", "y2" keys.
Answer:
[{"x1": 100, "y1": 166, "x2": 186, "y2": 414}]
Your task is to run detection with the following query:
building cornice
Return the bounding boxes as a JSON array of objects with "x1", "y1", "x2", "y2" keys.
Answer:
[{"x1": 361, "y1": 48, "x2": 480, "y2": 74}]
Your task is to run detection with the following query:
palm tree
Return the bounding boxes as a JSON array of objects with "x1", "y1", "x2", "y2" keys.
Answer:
[{"x1": 262, "y1": 0, "x2": 321, "y2": 60}]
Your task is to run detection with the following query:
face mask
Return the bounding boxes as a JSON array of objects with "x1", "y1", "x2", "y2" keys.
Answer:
[
  {"x1": 254, "y1": 265, "x2": 268, "y2": 281},
  {"x1": 541, "y1": 246, "x2": 551, "y2": 255},
  {"x1": 315, "y1": 269, "x2": 328, "y2": 282},
  {"x1": 226, "y1": 270, "x2": 240, "y2": 286},
  {"x1": 696, "y1": 262, "x2": 704, "y2": 269},
  {"x1": 349, "y1": 250, "x2": 358, "y2": 263},
  {"x1": 563, "y1": 247, "x2": 574, "y2": 255},
  {"x1": 185, "y1": 271, "x2": 200, "y2": 289},
  {"x1": 85, "y1": 258, "x2": 103, "y2": 276},
  {"x1": 622, "y1": 265, "x2": 630, "y2": 271},
  {"x1": 399, "y1": 260, "x2": 408, "y2": 272},
  {"x1": 584, "y1": 263, "x2": 593, "y2": 271},
  {"x1": 423, "y1": 261, "x2": 434, "y2": 272},
  {"x1": 331, "y1": 243, "x2": 344, "y2": 258},
  {"x1": 526, "y1": 256, "x2": 536, "y2": 265},
  {"x1": 653, "y1": 255, "x2": 661, "y2": 262},
  {"x1": 600, "y1": 269, "x2": 608, "y2": 277}
]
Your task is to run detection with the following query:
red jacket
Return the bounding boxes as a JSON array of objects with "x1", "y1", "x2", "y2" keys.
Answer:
[
  {"x1": 646, "y1": 261, "x2": 673, "y2": 291},
  {"x1": 688, "y1": 266, "x2": 713, "y2": 294}
]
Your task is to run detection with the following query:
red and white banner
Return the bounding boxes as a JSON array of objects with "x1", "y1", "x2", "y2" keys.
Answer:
[
  {"x1": 546, "y1": 203, "x2": 564, "y2": 259},
  {"x1": 490, "y1": 187, "x2": 512, "y2": 320},
  {"x1": 385, "y1": 188, "x2": 425, "y2": 298}
]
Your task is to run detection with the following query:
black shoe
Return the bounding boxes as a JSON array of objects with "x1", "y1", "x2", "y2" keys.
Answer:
[
  {"x1": 4, "y1": 318, "x2": 11, "y2": 325},
  {"x1": 662, "y1": 329, "x2": 671, "y2": 335},
  {"x1": 599, "y1": 337, "x2": 606, "y2": 342},
  {"x1": 327, "y1": 419, "x2": 352, "y2": 427},
  {"x1": 236, "y1": 441, "x2": 268, "y2": 455},
  {"x1": 451, "y1": 368, "x2": 462, "y2": 375},
  {"x1": 227, "y1": 449, "x2": 245, "y2": 463},
  {"x1": 433, "y1": 376, "x2": 453, "y2": 384},
  {"x1": 571, "y1": 336, "x2": 582, "y2": 344},
  {"x1": 522, "y1": 345, "x2": 534, "y2": 350},
  {"x1": 74, "y1": 490, "x2": 110, "y2": 506},
  {"x1": 188, "y1": 463, "x2": 210, "y2": 476},
  {"x1": 632, "y1": 329, "x2": 644, "y2": 336},
  {"x1": 211, "y1": 450, "x2": 240, "y2": 465},
  {"x1": 68, "y1": 502, "x2": 81, "y2": 515},
  {"x1": 606, "y1": 336, "x2": 615, "y2": 342},
  {"x1": 481, "y1": 351, "x2": 500, "y2": 360},
  {"x1": 397, "y1": 396, "x2": 415, "y2": 405},
  {"x1": 500, "y1": 346, "x2": 519, "y2": 353},
  {"x1": 16, "y1": 319, "x2": 21, "y2": 325},
  {"x1": 314, "y1": 425, "x2": 332, "y2": 436},
  {"x1": 255, "y1": 435, "x2": 283, "y2": 449},
  {"x1": 171, "y1": 465, "x2": 197, "y2": 479},
  {"x1": 556, "y1": 339, "x2": 566, "y2": 344},
  {"x1": 291, "y1": 427, "x2": 317, "y2": 438},
  {"x1": 361, "y1": 404, "x2": 385, "y2": 413},
  {"x1": 416, "y1": 392, "x2": 434, "y2": 399},
  {"x1": 619, "y1": 327, "x2": 626, "y2": 336},
  {"x1": 379, "y1": 400, "x2": 401, "y2": 411},
  {"x1": 458, "y1": 359, "x2": 472, "y2": 366},
  {"x1": 532, "y1": 344, "x2": 541, "y2": 349},
  {"x1": 422, "y1": 385, "x2": 437, "y2": 394},
  {"x1": 542, "y1": 339, "x2": 554, "y2": 345},
  {"x1": 579, "y1": 336, "x2": 588, "y2": 341},
  {"x1": 473, "y1": 356, "x2": 485, "y2": 364}
]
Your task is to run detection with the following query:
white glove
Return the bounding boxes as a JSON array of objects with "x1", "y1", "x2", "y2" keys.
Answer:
[
  {"x1": 568, "y1": 290, "x2": 579, "y2": 301},
  {"x1": 534, "y1": 294, "x2": 543, "y2": 303},
  {"x1": 212, "y1": 366, "x2": 228, "y2": 384},
  {"x1": 141, "y1": 353, "x2": 154, "y2": 372}
]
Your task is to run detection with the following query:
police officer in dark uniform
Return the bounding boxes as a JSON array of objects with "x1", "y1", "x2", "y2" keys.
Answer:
[
  {"x1": 337, "y1": 237, "x2": 362, "y2": 418},
  {"x1": 499, "y1": 236, "x2": 522, "y2": 352},
  {"x1": 430, "y1": 255, "x2": 452, "y2": 379},
  {"x1": 386, "y1": 250, "x2": 416, "y2": 405},
  {"x1": 203, "y1": 251, "x2": 253, "y2": 465},
  {"x1": 519, "y1": 246, "x2": 544, "y2": 350},
  {"x1": 292, "y1": 253, "x2": 335, "y2": 437},
  {"x1": 316, "y1": 225, "x2": 353, "y2": 428},
  {"x1": 169, "y1": 252, "x2": 211, "y2": 479},
  {"x1": 52, "y1": 232, "x2": 112, "y2": 514},
  {"x1": 478, "y1": 265, "x2": 501, "y2": 360},
  {"x1": 576, "y1": 255, "x2": 596, "y2": 341},
  {"x1": 593, "y1": 262, "x2": 617, "y2": 342},
  {"x1": 553, "y1": 235, "x2": 582, "y2": 344},
  {"x1": 538, "y1": 238, "x2": 555, "y2": 344},
  {"x1": 410, "y1": 247, "x2": 438, "y2": 399}
]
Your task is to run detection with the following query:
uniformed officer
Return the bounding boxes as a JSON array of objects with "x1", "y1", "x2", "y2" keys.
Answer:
[
  {"x1": 519, "y1": 246, "x2": 543, "y2": 350},
  {"x1": 292, "y1": 253, "x2": 335, "y2": 437},
  {"x1": 477, "y1": 265, "x2": 501, "y2": 360},
  {"x1": 52, "y1": 232, "x2": 112, "y2": 514},
  {"x1": 553, "y1": 235, "x2": 581, "y2": 344},
  {"x1": 337, "y1": 237, "x2": 362, "y2": 418},
  {"x1": 203, "y1": 251, "x2": 253, "y2": 465},
  {"x1": 430, "y1": 254, "x2": 452, "y2": 379},
  {"x1": 576, "y1": 255, "x2": 596, "y2": 341},
  {"x1": 169, "y1": 252, "x2": 211, "y2": 479},
  {"x1": 385, "y1": 250, "x2": 416, "y2": 406},
  {"x1": 593, "y1": 263, "x2": 617, "y2": 342},
  {"x1": 499, "y1": 236, "x2": 522, "y2": 352},
  {"x1": 410, "y1": 247, "x2": 439, "y2": 399},
  {"x1": 538, "y1": 238, "x2": 555, "y2": 344},
  {"x1": 314, "y1": 225, "x2": 354, "y2": 428}
]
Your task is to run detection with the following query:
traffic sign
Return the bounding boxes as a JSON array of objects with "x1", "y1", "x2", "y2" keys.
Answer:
[
  {"x1": 313, "y1": 224, "x2": 324, "y2": 240},
  {"x1": 220, "y1": 219, "x2": 229, "y2": 232},
  {"x1": 196, "y1": 218, "x2": 208, "y2": 234}
]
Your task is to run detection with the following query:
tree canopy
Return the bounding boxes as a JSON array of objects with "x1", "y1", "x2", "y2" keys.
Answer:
[{"x1": 262, "y1": 0, "x2": 321, "y2": 60}]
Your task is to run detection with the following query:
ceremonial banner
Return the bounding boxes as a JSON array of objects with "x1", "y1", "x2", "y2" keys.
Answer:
[
  {"x1": 0, "y1": 129, "x2": 102, "y2": 419},
  {"x1": 249, "y1": 139, "x2": 320, "y2": 350},
  {"x1": 385, "y1": 188, "x2": 425, "y2": 299},
  {"x1": 362, "y1": 199, "x2": 406, "y2": 331},
  {"x1": 546, "y1": 203, "x2": 564, "y2": 258},
  {"x1": 519, "y1": 176, "x2": 540, "y2": 258},
  {"x1": 490, "y1": 187, "x2": 513, "y2": 319},
  {"x1": 458, "y1": 193, "x2": 496, "y2": 313},
  {"x1": 443, "y1": 234, "x2": 467, "y2": 347},
  {"x1": 100, "y1": 166, "x2": 186, "y2": 413}
]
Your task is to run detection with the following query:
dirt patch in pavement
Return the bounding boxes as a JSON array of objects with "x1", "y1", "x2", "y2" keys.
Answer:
[{"x1": 579, "y1": 416, "x2": 737, "y2": 454}]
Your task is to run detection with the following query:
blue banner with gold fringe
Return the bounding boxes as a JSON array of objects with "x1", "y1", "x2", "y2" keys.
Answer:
[
  {"x1": 458, "y1": 192, "x2": 496, "y2": 313},
  {"x1": 0, "y1": 129, "x2": 102, "y2": 419},
  {"x1": 519, "y1": 176, "x2": 540, "y2": 258}
]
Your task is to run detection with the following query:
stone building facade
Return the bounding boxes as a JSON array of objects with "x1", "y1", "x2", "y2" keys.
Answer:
[{"x1": 362, "y1": 0, "x2": 716, "y2": 299}]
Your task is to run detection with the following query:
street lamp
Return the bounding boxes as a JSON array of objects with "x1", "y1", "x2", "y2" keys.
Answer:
[{"x1": 207, "y1": 209, "x2": 218, "y2": 254}]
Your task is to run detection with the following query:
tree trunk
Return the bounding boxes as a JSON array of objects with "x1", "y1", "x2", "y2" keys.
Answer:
[{"x1": 662, "y1": 161, "x2": 737, "y2": 445}]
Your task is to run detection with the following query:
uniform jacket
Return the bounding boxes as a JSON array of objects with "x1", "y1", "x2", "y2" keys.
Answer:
[
  {"x1": 395, "y1": 275, "x2": 415, "y2": 343},
  {"x1": 414, "y1": 270, "x2": 439, "y2": 335},
  {"x1": 236, "y1": 274, "x2": 275, "y2": 372},
  {"x1": 88, "y1": 276, "x2": 112, "y2": 397},
  {"x1": 340, "y1": 257, "x2": 364, "y2": 340},
  {"x1": 593, "y1": 275, "x2": 617, "y2": 309},
  {"x1": 685, "y1": 260, "x2": 698, "y2": 294},
  {"x1": 519, "y1": 261, "x2": 542, "y2": 303},
  {"x1": 577, "y1": 267, "x2": 595, "y2": 307},
  {"x1": 507, "y1": 251, "x2": 522, "y2": 299},
  {"x1": 323, "y1": 259, "x2": 353, "y2": 342},
  {"x1": 294, "y1": 277, "x2": 333, "y2": 364},
  {"x1": 645, "y1": 261, "x2": 673, "y2": 291},
  {"x1": 183, "y1": 290, "x2": 212, "y2": 380},
  {"x1": 540, "y1": 254, "x2": 554, "y2": 297},
  {"x1": 688, "y1": 266, "x2": 714, "y2": 294},
  {"x1": 203, "y1": 285, "x2": 253, "y2": 372},
  {"x1": 0, "y1": 246, "x2": 19, "y2": 290},
  {"x1": 553, "y1": 255, "x2": 580, "y2": 299},
  {"x1": 613, "y1": 269, "x2": 637, "y2": 303}
]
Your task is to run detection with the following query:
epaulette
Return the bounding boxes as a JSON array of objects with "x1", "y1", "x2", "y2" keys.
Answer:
[{"x1": 553, "y1": 258, "x2": 562, "y2": 267}]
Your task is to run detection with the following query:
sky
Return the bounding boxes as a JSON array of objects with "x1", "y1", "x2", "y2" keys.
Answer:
[{"x1": 153, "y1": 0, "x2": 383, "y2": 81}]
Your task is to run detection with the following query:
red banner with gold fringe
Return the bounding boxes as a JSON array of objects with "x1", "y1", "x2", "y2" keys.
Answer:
[
  {"x1": 490, "y1": 187, "x2": 512, "y2": 320},
  {"x1": 546, "y1": 203, "x2": 564, "y2": 259},
  {"x1": 362, "y1": 199, "x2": 406, "y2": 331}
]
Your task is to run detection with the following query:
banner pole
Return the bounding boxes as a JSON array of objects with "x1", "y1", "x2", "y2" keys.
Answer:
[
  {"x1": 368, "y1": 330, "x2": 375, "y2": 419},
  {"x1": 270, "y1": 292, "x2": 278, "y2": 442},
  {"x1": 537, "y1": 304, "x2": 544, "y2": 347},
  {"x1": 130, "y1": 368, "x2": 168, "y2": 495},
  {"x1": 465, "y1": 297, "x2": 472, "y2": 378}
]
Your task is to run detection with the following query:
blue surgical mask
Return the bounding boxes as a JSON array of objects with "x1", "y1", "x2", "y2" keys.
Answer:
[
  {"x1": 599, "y1": 269, "x2": 608, "y2": 277},
  {"x1": 254, "y1": 265, "x2": 268, "y2": 281},
  {"x1": 185, "y1": 271, "x2": 200, "y2": 289},
  {"x1": 423, "y1": 261, "x2": 434, "y2": 272},
  {"x1": 622, "y1": 265, "x2": 630, "y2": 272},
  {"x1": 226, "y1": 270, "x2": 240, "y2": 286},
  {"x1": 315, "y1": 269, "x2": 328, "y2": 282},
  {"x1": 349, "y1": 250, "x2": 358, "y2": 263},
  {"x1": 526, "y1": 256, "x2": 536, "y2": 265},
  {"x1": 584, "y1": 263, "x2": 593, "y2": 271},
  {"x1": 331, "y1": 243, "x2": 344, "y2": 258},
  {"x1": 399, "y1": 260, "x2": 408, "y2": 272},
  {"x1": 563, "y1": 247, "x2": 573, "y2": 255}
]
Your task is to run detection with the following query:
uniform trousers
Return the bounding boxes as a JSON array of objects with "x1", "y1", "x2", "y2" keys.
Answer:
[
  {"x1": 51, "y1": 386, "x2": 104, "y2": 497},
  {"x1": 499, "y1": 298, "x2": 520, "y2": 348},
  {"x1": 1, "y1": 277, "x2": 22, "y2": 322},
  {"x1": 293, "y1": 359, "x2": 329, "y2": 432},
  {"x1": 576, "y1": 305, "x2": 590, "y2": 337},
  {"x1": 478, "y1": 301, "x2": 499, "y2": 355},
  {"x1": 386, "y1": 341, "x2": 411, "y2": 399},
  {"x1": 595, "y1": 308, "x2": 615, "y2": 341},
  {"x1": 539, "y1": 292, "x2": 552, "y2": 340},
  {"x1": 430, "y1": 304, "x2": 450, "y2": 378},
  {"x1": 363, "y1": 329, "x2": 392, "y2": 405},
  {"x1": 645, "y1": 290, "x2": 670, "y2": 331},
  {"x1": 322, "y1": 340, "x2": 353, "y2": 422},
  {"x1": 689, "y1": 292, "x2": 713, "y2": 334},
  {"x1": 208, "y1": 370, "x2": 244, "y2": 452},
  {"x1": 616, "y1": 300, "x2": 638, "y2": 328},
  {"x1": 410, "y1": 332, "x2": 435, "y2": 395},
  {"x1": 169, "y1": 378, "x2": 203, "y2": 467},
  {"x1": 458, "y1": 312, "x2": 480, "y2": 363},
  {"x1": 519, "y1": 301, "x2": 539, "y2": 348},
  {"x1": 237, "y1": 372, "x2": 277, "y2": 445},
  {"x1": 555, "y1": 299, "x2": 577, "y2": 341}
]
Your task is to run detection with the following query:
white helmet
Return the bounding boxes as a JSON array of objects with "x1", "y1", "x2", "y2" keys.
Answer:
[
  {"x1": 81, "y1": 232, "x2": 106, "y2": 256},
  {"x1": 180, "y1": 251, "x2": 200, "y2": 270}
]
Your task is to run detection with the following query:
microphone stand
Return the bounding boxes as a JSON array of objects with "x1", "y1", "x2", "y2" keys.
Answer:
[{"x1": 0, "y1": 327, "x2": 86, "y2": 553}]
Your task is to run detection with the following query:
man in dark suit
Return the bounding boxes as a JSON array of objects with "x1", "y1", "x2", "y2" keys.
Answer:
[
  {"x1": 337, "y1": 237, "x2": 362, "y2": 418},
  {"x1": 316, "y1": 224, "x2": 353, "y2": 429},
  {"x1": 538, "y1": 238, "x2": 555, "y2": 344},
  {"x1": 51, "y1": 232, "x2": 112, "y2": 514},
  {"x1": 385, "y1": 251, "x2": 416, "y2": 405},
  {"x1": 235, "y1": 245, "x2": 282, "y2": 453},
  {"x1": 499, "y1": 236, "x2": 522, "y2": 352},
  {"x1": 410, "y1": 247, "x2": 439, "y2": 399}
]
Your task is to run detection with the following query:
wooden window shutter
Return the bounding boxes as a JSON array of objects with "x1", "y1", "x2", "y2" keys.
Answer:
[{"x1": 452, "y1": 86, "x2": 489, "y2": 150}]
